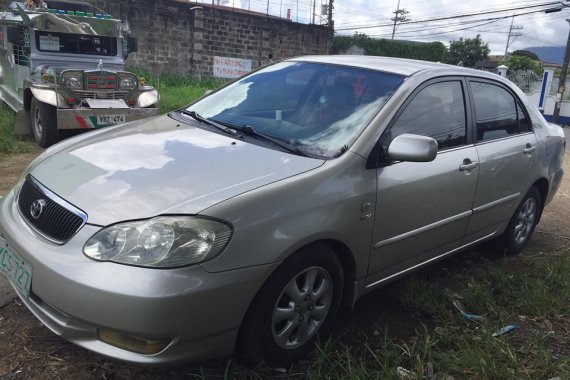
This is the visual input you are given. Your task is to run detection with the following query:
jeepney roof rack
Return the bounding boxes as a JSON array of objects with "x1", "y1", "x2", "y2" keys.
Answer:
[{"x1": 44, "y1": 0, "x2": 106, "y2": 15}]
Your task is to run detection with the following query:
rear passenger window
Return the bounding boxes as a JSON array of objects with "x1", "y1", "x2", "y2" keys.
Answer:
[
  {"x1": 390, "y1": 81, "x2": 467, "y2": 150},
  {"x1": 471, "y1": 81, "x2": 528, "y2": 142}
]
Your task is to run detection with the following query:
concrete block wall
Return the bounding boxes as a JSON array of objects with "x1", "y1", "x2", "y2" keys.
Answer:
[{"x1": 1, "y1": 0, "x2": 332, "y2": 77}]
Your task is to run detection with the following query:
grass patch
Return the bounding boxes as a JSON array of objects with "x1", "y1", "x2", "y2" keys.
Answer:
[
  {"x1": 356, "y1": 250, "x2": 570, "y2": 379},
  {"x1": 177, "y1": 248, "x2": 569, "y2": 379},
  {"x1": 158, "y1": 85, "x2": 211, "y2": 114},
  {"x1": 128, "y1": 69, "x2": 226, "y2": 113},
  {"x1": 0, "y1": 106, "x2": 29, "y2": 156}
]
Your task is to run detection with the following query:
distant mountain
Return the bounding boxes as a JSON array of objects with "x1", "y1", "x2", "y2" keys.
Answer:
[{"x1": 525, "y1": 46, "x2": 565, "y2": 64}]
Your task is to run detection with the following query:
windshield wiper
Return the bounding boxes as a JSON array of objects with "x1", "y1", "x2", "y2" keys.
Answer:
[
  {"x1": 236, "y1": 125, "x2": 309, "y2": 157},
  {"x1": 179, "y1": 110, "x2": 239, "y2": 137}
]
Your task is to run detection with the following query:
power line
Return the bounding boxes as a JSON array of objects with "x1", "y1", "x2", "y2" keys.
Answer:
[
  {"x1": 366, "y1": 19, "x2": 505, "y2": 39},
  {"x1": 335, "y1": 1, "x2": 564, "y2": 31},
  {"x1": 364, "y1": 18, "x2": 504, "y2": 38},
  {"x1": 341, "y1": 6, "x2": 561, "y2": 39}
]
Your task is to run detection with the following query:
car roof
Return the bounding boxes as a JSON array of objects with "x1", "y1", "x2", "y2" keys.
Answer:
[{"x1": 287, "y1": 55, "x2": 501, "y2": 80}]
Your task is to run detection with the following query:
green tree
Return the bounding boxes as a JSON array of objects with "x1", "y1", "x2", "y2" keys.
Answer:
[
  {"x1": 505, "y1": 55, "x2": 542, "y2": 75},
  {"x1": 511, "y1": 49, "x2": 540, "y2": 61},
  {"x1": 446, "y1": 35, "x2": 490, "y2": 67},
  {"x1": 333, "y1": 33, "x2": 447, "y2": 62}
]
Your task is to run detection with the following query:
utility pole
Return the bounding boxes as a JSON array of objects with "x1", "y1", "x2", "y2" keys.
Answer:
[
  {"x1": 312, "y1": 0, "x2": 316, "y2": 24},
  {"x1": 391, "y1": 0, "x2": 410, "y2": 40},
  {"x1": 553, "y1": 19, "x2": 570, "y2": 124},
  {"x1": 504, "y1": 15, "x2": 523, "y2": 60},
  {"x1": 327, "y1": 0, "x2": 333, "y2": 28}
]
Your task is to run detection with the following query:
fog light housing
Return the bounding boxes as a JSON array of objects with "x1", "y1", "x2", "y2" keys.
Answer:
[{"x1": 98, "y1": 329, "x2": 170, "y2": 354}]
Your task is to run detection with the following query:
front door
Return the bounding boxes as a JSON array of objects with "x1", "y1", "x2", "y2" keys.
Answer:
[{"x1": 367, "y1": 79, "x2": 479, "y2": 286}]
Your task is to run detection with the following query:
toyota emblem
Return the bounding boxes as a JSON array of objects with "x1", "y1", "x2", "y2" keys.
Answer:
[{"x1": 30, "y1": 199, "x2": 47, "y2": 220}]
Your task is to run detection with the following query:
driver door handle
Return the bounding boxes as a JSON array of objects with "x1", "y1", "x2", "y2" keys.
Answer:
[
  {"x1": 523, "y1": 143, "x2": 536, "y2": 154},
  {"x1": 459, "y1": 158, "x2": 479, "y2": 172}
]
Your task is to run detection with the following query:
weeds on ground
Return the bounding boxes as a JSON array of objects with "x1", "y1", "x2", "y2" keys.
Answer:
[
  {"x1": 0, "y1": 106, "x2": 29, "y2": 155},
  {"x1": 128, "y1": 69, "x2": 226, "y2": 113},
  {"x1": 297, "y1": 248, "x2": 570, "y2": 379}
]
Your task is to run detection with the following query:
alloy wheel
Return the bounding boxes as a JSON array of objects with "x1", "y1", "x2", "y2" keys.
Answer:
[
  {"x1": 271, "y1": 266, "x2": 333, "y2": 349},
  {"x1": 514, "y1": 197, "x2": 537, "y2": 245}
]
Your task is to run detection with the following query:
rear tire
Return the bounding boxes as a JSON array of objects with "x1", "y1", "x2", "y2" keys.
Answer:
[
  {"x1": 31, "y1": 97, "x2": 58, "y2": 148},
  {"x1": 500, "y1": 186, "x2": 542, "y2": 255},
  {"x1": 238, "y1": 244, "x2": 344, "y2": 367}
]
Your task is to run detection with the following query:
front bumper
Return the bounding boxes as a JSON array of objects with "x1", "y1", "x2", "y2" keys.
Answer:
[
  {"x1": 0, "y1": 188, "x2": 277, "y2": 365},
  {"x1": 57, "y1": 107, "x2": 160, "y2": 130}
]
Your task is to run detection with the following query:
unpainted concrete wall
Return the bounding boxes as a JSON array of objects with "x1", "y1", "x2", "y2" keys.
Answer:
[{"x1": 1, "y1": 0, "x2": 332, "y2": 77}]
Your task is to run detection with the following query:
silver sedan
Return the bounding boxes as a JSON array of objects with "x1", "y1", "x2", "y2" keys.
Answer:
[{"x1": 0, "y1": 56, "x2": 565, "y2": 366}]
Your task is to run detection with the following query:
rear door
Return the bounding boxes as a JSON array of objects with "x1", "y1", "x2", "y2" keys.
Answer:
[
  {"x1": 462, "y1": 79, "x2": 539, "y2": 244},
  {"x1": 367, "y1": 78, "x2": 479, "y2": 285}
]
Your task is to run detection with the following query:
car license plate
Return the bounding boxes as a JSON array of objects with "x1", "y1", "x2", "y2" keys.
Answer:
[
  {"x1": 97, "y1": 114, "x2": 126, "y2": 126},
  {"x1": 0, "y1": 237, "x2": 32, "y2": 298}
]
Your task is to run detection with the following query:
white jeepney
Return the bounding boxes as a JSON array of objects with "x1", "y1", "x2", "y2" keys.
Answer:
[{"x1": 0, "y1": 0, "x2": 159, "y2": 147}]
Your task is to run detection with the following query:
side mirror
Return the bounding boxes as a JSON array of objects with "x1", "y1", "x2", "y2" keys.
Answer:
[
  {"x1": 387, "y1": 134, "x2": 438, "y2": 162},
  {"x1": 7, "y1": 26, "x2": 20, "y2": 44},
  {"x1": 126, "y1": 37, "x2": 138, "y2": 54}
]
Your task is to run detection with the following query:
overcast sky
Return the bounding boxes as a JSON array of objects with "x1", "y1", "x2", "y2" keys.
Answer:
[{"x1": 228, "y1": 0, "x2": 570, "y2": 54}]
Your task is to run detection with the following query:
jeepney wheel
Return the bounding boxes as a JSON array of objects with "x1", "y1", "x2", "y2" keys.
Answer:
[{"x1": 31, "y1": 97, "x2": 58, "y2": 148}]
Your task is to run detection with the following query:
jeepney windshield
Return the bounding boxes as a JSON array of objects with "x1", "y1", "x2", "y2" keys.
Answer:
[
  {"x1": 35, "y1": 31, "x2": 117, "y2": 56},
  {"x1": 29, "y1": 12, "x2": 120, "y2": 56}
]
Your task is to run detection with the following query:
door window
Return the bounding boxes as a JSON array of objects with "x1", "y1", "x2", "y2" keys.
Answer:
[
  {"x1": 471, "y1": 81, "x2": 530, "y2": 142},
  {"x1": 389, "y1": 81, "x2": 467, "y2": 150}
]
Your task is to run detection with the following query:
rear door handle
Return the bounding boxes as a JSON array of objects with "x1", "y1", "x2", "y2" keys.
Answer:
[
  {"x1": 523, "y1": 143, "x2": 536, "y2": 154},
  {"x1": 459, "y1": 159, "x2": 479, "y2": 171}
]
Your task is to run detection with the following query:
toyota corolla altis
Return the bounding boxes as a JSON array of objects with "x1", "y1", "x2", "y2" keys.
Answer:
[{"x1": 0, "y1": 56, "x2": 565, "y2": 366}]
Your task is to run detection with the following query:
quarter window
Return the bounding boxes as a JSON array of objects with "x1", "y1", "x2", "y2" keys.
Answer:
[
  {"x1": 471, "y1": 82, "x2": 527, "y2": 142},
  {"x1": 390, "y1": 81, "x2": 467, "y2": 150},
  {"x1": 518, "y1": 102, "x2": 531, "y2": 133}
]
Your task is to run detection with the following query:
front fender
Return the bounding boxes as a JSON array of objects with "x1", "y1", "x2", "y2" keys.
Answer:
[{"x1": 30, "y1": 86, "x2": 68, "y2": 108}]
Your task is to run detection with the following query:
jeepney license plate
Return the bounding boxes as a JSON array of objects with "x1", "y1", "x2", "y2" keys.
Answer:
[
  {"x1": 97, "y1": 115, "x2": 126, "y2": 126},
  {"x1": 0, "y1": 237, "x2": 32, "y2": 298}
]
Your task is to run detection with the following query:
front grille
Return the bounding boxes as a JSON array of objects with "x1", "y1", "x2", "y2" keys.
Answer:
[
  {"x1": 17, "y1": 176, "x2": 87, "y2": 244},
  {"x1": 74, "y1": 90, "x2": 130, "y2": 100},
  {"x1": 86, "y1": 72, "x2": 117, "y2": 90}
]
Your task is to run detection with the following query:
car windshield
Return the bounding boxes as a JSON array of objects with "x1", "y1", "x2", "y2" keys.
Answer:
[{"x1": 185, "y1": 62, "x2": 405, "y2": 158}]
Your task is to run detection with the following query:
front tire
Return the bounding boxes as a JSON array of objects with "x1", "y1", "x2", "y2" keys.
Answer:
[
  {"x1": 501, "y1": 186, "x2": 542, "y2": 254},
  {"x1": 31, "y1": 97, "x2": 58, "y2": 148},
  {"x1": 238, "y1": 244, "x2": 344, "y2": 367}
]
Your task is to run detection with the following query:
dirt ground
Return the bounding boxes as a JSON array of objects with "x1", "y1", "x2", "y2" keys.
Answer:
[{"x1": 0, "y1": 137, "x2": 569, "y2": 379}]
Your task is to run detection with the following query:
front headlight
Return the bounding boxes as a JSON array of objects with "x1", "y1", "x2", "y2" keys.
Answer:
[
  {"x1": 136, "y1": 89, "x2": 159, "y2": 108},
  {"x1": 65, "y1": 77, "x2": 83, "y2": 89},
  {"x1": 83, "y1": 216, "x2": 233, "y2": 268},
  {"x1": 119, "y1": 74, "x2": 137, "y2": 90},
  {"x1": 61, "y1": 71, "x2": 83, "y2": 89}
]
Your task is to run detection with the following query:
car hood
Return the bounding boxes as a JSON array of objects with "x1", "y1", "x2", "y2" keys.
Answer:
[{"x1": 30, "y1": 115, "x2": 325, "y2": 226}]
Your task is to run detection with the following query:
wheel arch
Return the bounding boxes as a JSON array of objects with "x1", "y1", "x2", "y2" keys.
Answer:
[
  {"x1": 246, "y1": 239, "x2": 358, "y2": 315},
  {"x1": 531, "y1": 177, "x2": 548, "y2": 222},
  {"x1": 316, "y1": 239, "x2": 357, "y2": 307},
  {"x1": 23, "y1": 88, "x2": 33, "y2": 111}
]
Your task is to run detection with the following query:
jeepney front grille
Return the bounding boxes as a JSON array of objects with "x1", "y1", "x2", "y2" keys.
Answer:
[
  {"x1": 17, "y1": 176, "x2": 87, "y2": 245},
  {"x1": 86, "y1": 72, "x2": 117, "y2": 90},
  {"x1": 74, "y1": 90, "x2": 130, "y2": 101}
]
